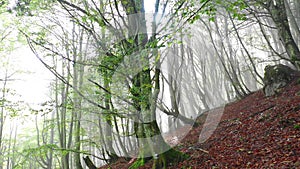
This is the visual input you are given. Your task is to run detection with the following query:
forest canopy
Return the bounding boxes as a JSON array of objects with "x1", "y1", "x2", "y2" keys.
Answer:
[{"x1": 0, "y1": 0, "x2": 299, "y2": 168}]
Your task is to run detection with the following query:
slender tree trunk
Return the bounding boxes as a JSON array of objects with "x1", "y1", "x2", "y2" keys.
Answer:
[
  {"x1": 6, "y1": 123, "x2": 13, "y2": 169},
  {"x1": 46, "y1": 110, "x2": 55, "y2": 169},
  {"x1": 284, "y1": 0, "x2": 300, "y2": 42},
  {"x1": 0, "y1": 70, "x2": 9, "y2": 169},
  {"x1": 72, "y1": 25, "x2": 86, "y2": 169},
  {"x1": 54, "y1": 55, "x2": 71, "y2": 169}
]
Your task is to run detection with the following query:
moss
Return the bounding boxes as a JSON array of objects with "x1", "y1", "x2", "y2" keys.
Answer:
[
  {"x1": 263, "y1": 64, "x2": 296, "y2": 96},
  {"x1": 296, "y1": 78, "x2": 300, "y2": 84},
  {"x1": 128, "y1": 158, "x2": 147, "y2": 169},
  {"x1": 263, "y1": 64, "x2": 294, "y2": 85},
  {"x1": 152, "y1": 149, "x2": 189, "y2": 169},
  {"x1": 129, "y1": 148, "x2": 189, "y2": 169}
]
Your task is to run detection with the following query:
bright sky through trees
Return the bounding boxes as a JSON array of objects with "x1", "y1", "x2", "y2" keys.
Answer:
[
  {"x1": 6, "y1": 0, "x2": 156, "y2": 106},
  {"x1": 144, "y1": 0, "x2": 155, "y2": 12},
  {"x1": 11, "y1": 47, "x2": 52, "y2": 104}
]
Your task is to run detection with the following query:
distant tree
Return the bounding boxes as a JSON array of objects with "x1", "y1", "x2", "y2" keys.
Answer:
[
  {"x1": 200, "y1": 0, "x2": 300, "y2": 68},
  {"x1": 0, "y1": 14, "x2": 25, "y2": 169}
]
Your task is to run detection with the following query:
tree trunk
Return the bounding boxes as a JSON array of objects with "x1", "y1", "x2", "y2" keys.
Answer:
[
  {"x1": 268, "y1": 0, "x2": 300, "y2": 67},
  {"x1": 83, "y1": 156, "x2": 97, "y2": 169},
  {"x1": 0, "y1": 69, "x2": 9, "y2": 169},
  {"x1": 120, "y1": 0, "x2": 189, "y2": 168}
]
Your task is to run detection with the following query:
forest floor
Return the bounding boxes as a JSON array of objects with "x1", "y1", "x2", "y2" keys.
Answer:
[{"x1": 99, "y1": 79, "x2": 300, "y2": 168}]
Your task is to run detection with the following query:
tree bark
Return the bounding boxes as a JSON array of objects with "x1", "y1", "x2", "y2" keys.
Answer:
[
  {"x1": 268, "y1": 0, "x2": 300, "y2": 67},
  {"x1": 83, "y1": 156, "x2": 97, "y2": 169}
]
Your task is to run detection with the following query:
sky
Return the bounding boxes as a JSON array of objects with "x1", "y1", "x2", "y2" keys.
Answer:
[
  {"x1": 10, "y1": 45, "x2": 52, "y2": 105},
  {"x1": 145, "y1": 0, "x2": 156, "y2": 12}
]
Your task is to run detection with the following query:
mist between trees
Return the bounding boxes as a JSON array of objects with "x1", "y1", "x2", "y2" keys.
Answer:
[{"x1": 0, "y1": 0, "x2": 299, "y2": 168}]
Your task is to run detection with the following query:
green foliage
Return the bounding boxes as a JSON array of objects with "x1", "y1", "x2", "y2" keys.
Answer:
[
  {"x1": 212, "y1": 0, "x2": 245, "y2": 21},
  {"x1": 202, "y1": 3, "x2": 217, "y2": 22},
  {"x1": 14, "y1": 144, "x2": 55, "y2": 168},
  {"x1": 8, "y1": 0, "x2": 55, "y2": 16},
  {"x1": 187, "y1": 0, "x2": 249, "y2": 23},
  {"x1": 0, "y1": 0, "x2": 7, "y2": 13}
]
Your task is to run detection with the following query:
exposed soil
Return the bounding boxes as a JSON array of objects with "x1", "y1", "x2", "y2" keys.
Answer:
[{"x1": 99, "y1": 79, "x2": 300, "y2": 168}]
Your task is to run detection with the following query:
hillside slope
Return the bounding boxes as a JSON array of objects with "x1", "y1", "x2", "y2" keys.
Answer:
[
  {"x1": 100, "y1": 79, "x2": 300, "y2": 168},
  {"x1": 173, "y1": 79, "x2": 300, "y2": 168}
]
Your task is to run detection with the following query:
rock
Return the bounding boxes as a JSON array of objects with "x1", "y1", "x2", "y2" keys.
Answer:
[{"x1": 263, "y1": 64, "x2": 296, "y2": 96}]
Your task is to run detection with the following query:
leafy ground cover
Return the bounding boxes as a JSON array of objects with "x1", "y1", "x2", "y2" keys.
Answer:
[{"x1": 100, "y1": 79, "x2": 300, "y2": 168}]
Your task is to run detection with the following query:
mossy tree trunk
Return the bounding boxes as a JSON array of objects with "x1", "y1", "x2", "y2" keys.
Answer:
[
  {"x1": 120, "y1": 0, "x2": 189, "y2": 168},
  {"x1": 267, "y1": 0, "x2": 300, "y2": 67}
]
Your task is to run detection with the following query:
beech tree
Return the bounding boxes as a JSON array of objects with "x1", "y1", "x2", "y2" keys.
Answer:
[
  {"x1": 20, "y1": 0, "x2": 212, "y2": 168},
  {"x1": 204, "y1": 0, "x2": 300, "y2": 68},
  {"x1": 2, "y1": 0, "x2": 299, "y2": 168},
  {"x1": 51, "y1": 0, "x2": 195, "y2": 168}
]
